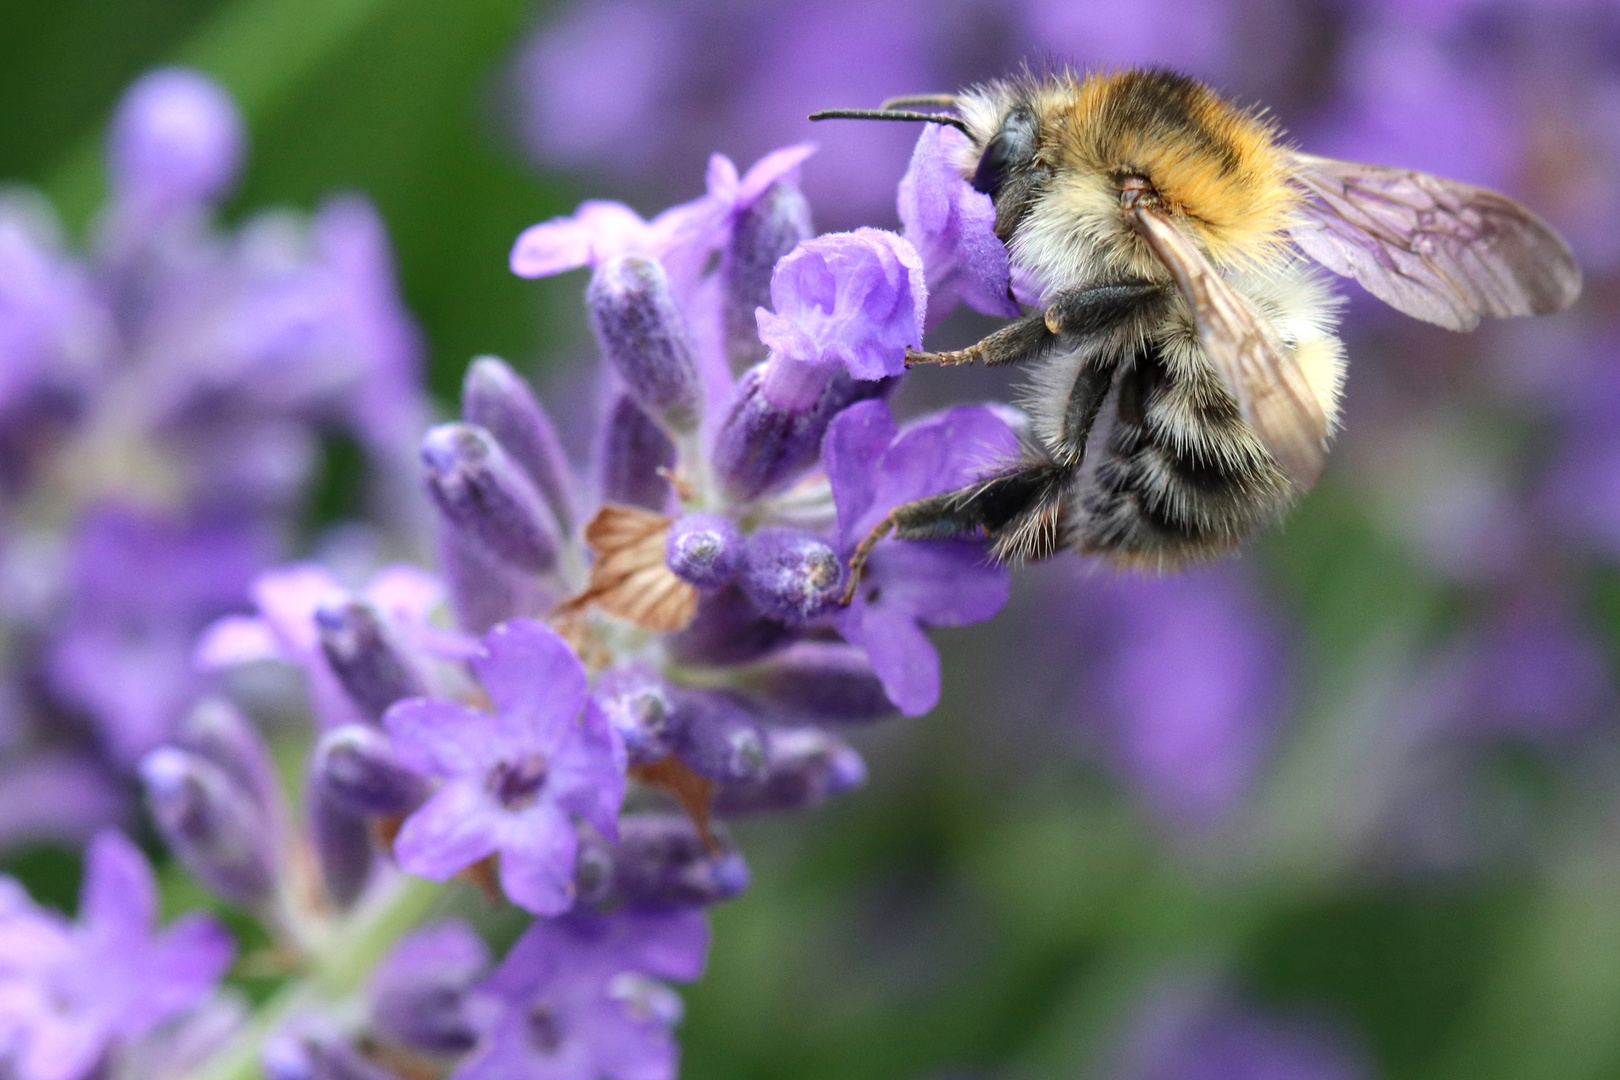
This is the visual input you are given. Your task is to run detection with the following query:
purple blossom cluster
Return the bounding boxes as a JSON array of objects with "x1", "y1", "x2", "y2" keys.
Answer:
[
  {"x1": 0, "y1": 68, "x2": 426, "y2": 853},
  {"x1": 0, "y1": 104, "x2": 1030, "y2": 1080}
]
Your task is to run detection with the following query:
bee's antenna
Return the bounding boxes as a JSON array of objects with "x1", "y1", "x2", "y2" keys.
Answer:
[{"x1": 808, "y1": 108, "x2": 971, "y2": 136}]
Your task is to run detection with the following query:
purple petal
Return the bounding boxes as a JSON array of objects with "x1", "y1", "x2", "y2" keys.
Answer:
[
  {"x1": 550, "y1": 699, "x2": 627, "y2": 838},
  {"x1": 614, "y1": 909, "x2": 711, "y2": 982},
  {"x1": 838, "y1": 601, "x2": 940, "y2": 717},
  {"x1": 384, "y1": 698, "x2": 506, "y2": 778},
  {"x1": 860, "y1": 540, "x2": 1010, "y2": 626},
  {"x1": 115, "y1": 912, "x2": 233, "y2": 1039},
  {"x1": 732, "y1": 143, "x2": 818, "y2": 208},
  {"x1": 79, "y1": 831, "x2": 155, "y2": 944},
  {"x1": 394, "y1": 782, "x2": 503, "y2": 881},
  {"x1": 822, "y1": 399, "x2": 897, "y2": 549},
  {"x1": 510, "y1": 201, "x2": 650, "y2": 278},
  {"x1": 474, "y1": 620, "x2": 589, "y2": 750},
  {"x1": 863, "y1": 405, "x2": 1019, "y2": 535},
  {"x1": 897, "y1": 124, "x2": 1018, "y2": 323},
  {"x1": 192, "y1": 615, "x2": 279, "y2": 670},
  {"x1": 496, "y1": 802, "x2": 580, "y2": 916},
  {"x1": 251, "y1": 564, "x2": 346, "y2": 656}
]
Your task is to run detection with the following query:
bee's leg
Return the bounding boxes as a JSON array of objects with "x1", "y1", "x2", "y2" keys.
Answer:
[{"x1": 904, "y1": 281, "x2": 1162, "y2": 368}]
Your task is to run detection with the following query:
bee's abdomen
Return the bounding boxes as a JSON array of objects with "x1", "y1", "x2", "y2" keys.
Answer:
[{"x1": 1070, "y1": 346, "x2": 1292, "y2": 568}]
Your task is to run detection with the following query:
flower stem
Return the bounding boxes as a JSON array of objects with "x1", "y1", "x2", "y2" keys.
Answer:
[{"x1": 187, "y1": 874, "x2": 447, "y2": 1080}]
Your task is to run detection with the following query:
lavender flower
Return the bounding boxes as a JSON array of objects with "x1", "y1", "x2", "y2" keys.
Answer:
[
  {"x1": 384, "y1": 620, "x2": 625, "y2": 915},
  {"x1": 824, "y1": 399, "x2": 1016, "y2": 715},
  {"x1": 457, "y1": 910, "x2": 708, "y2": 1080},
  {"x1": 897, "y1": 122, "x2": 1019, "y2": 325},
  {"x1": 368, "y1": 920, "x2": 491, "y2": 1056},
  {"x1": 0, "y1": 831, "x2": 233, "y2": 1080}
]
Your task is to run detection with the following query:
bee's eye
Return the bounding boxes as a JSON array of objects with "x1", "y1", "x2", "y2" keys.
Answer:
[
  {"x1": 972, "y1": 132, "x2": 1019, "y2": 197},
  {"x1": 972, "y1": 107, "x2": 1037, "y2": 199}
]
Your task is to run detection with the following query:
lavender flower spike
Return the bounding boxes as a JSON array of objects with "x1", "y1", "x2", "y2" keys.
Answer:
[
  {"x1": 139, "y1": 747, "x2": 278, "y2": 909},
  {"x1": 385, "y1": 619, "x2": 625, "y2": 915},
  {"x1": 576, "y1": 814, "x2": 751, "y2": 912},
  {"x1": 588, "y1": 255, "x2": 704, "y2": 435},
  {"x1": 459, "y1": 910, "x2": 708, "y2": 1080},
  {"x1": 754, "y1": 227, "x2": 926, "y2": 409},
  {"x1": 422, "y1": 422, "x2": 562, "y2": 574},
  {"x1": 462, "y1": 355, "x2": 579, "y2": 531},
  {"x1": 712, "y1": 728, "x2": 866, "y2": 816}
]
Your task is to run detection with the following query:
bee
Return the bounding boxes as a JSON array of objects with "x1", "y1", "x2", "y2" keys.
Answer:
[{"x1": 811, "y1": 68, "x2": 1581, "y2": 586}]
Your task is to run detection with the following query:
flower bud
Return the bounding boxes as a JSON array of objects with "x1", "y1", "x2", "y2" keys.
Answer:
[
  {"x1": 587, "y1": 255, "x2": 702, "y2": 434},
  {"x1": 174, "y1": 697, "x2": 283, "y2": 818},
  {"x1": 738, "y1": 641, "x2": 899, "y2": 724},
  {"x1": 309, "y1": 781, "x2": 375, "y2": 911},
  {"x1": 577, "y1": 814, "x2": 750, "y2": 911},
  {"x1": 724, "y1": 181, "x2": 812, "y2": 370},
  {"x1": 461, "y1": 355, "x2": 578, "y2": 532},
  {"x1": 314, "y1": 725, "x2": 429, "y2": 817},
  {"x1": 422, "y1": 422, "x2": 561, "y2": 573},
  {"x1": 594, "y1": 668, "x2": 675, "y2": 765},
  {"x1": 437, "y1": 525, "x2": 552, "y2": 635},
  {"x1": 108, "y1": 67, "x2": 243, "y2": 211},
  {"x1": 139, "y1": 747, "x2": 276, "y2": 909},
  {"x1": 711, "y1": 727, "x2": 866, "y2": 816},
  {"x1": 740, "y1": 528, "x2": 844, "y2": 623},
  {"x1": 712, "y1": 364, "x2": 895, "y2": 502},
  {"x1": 666, "y1": 514, "x2": 744, "y2": 589},
  {"x1": 665, "y1": 584, "x2": 798, "y2": 667},
  {"x1": 368, "y1": 920, "x2": 489, "y2": 1056},
  {"x1": 669, "y1": 690, "x2": 768, "y2": 782},
  {"x1": 315, "y1": 600, "x2": 423, "y2": 720},
  {"x1": 599, "y1": 393, "x2": 675, "y2": 512}
]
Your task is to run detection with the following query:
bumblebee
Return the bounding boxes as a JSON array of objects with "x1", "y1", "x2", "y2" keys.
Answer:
[{"x1": 812, "y1": 68, "x2": 1580, "y2": 584}]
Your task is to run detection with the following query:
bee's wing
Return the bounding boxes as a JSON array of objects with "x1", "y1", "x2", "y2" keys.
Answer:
[
  {"x1": 1288, "y1": 152, "x2": 1581, "y2": 331},
  {"x1": 1134, "y1": 205, "x2": 1327, "y2": 490}
]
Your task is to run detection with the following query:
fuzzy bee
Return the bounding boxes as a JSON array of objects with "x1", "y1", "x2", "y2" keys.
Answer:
[{"x1": 811, "y1": 68, "x2": 1581, "y2": 586}]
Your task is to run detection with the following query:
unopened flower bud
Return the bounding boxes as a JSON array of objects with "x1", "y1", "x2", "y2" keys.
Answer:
[
  {"x1": 725, "y1": 181, "x2": 812, "y2": 370},
  {"x1": 315, "y1": 725, "x2": 429, "y2": 817},
  {"x1": 577, "y1": 814, "x2": 750, "y2": 911},
  {"x1": 139, "y1": 747, "x2": 276, "y2": 908},
  {"x1": 713, "y1": 364, "x2": 894, "y2": 502},
  {"x1": 666, "y1": 584, "x2": 798, "y2": 667},
  {"x1": 669, "y1": 691, "x2": 768, "y2": 782},
  {"x1": 175, "y1": 697, "x2": 283, "y2": 818},
  {"x1": 368, "y1": 920, "x2": 489, "y2": 1056},
  {"x1": 438, "y1": 525, "x2": 552, "y2": 635},
  {"x1": 315, "y1": 600, "x2": 423, "y2": 720},
  {"x1": 588, "y1": 255, "x2": 702, "y2": 434},
  {"x1": 740, "y1": 528, "x2": 844, "y2": 623},
  {"x1": 666, "y1": 514, "x2": 744, "y2": 589},
  {"x1": 422, "y1": 422, "x2": 561, "y2": 573},
  {"x1": 462, "y1": 355, "x2": 578, "y2": 531},
  {"x1": 309, "y1": 782, "x2": 375, "y2": 911},
  {"x1": 738, "y1": 641, "x2": 898, "y2": 724},
  {"x1": 599, "y1": 393, "x2": 675, "y2": 512},
  {"x1": 594, "y1": 668, "x2": 675, "y2": 765},
  {"x1": 712, "y1": 727, "x2": 866, "y2": 816},
  {"x1": 109, "y1": 67, "x2": 243, "y2": 211}
]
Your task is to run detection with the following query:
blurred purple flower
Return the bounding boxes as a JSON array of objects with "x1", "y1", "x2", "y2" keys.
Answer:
[
  {"x1": 897, "y1": 123, "x2": 1018, "y2": 326},
  {"x1": 48, "y1": 508, "x2": 268, "y2": 764},
  {"x1": 1091, "y1": 570, "x2": 1287, "y2": 829},
  {"x1": 106, "y1": 67, "x2": 243, "y2": 218},
  {"x1": 385, "y1": 619, "x2": 625, "y2": 915},
  {"x1": 0, "y1": 831, "x2": 233, "y2": 1080},
  {"x1": 457, "y1": 909, "x2": 707, "y2": 1080},
  {"x1": 824, "y1": 399, "x2": 1016, "y2": 715}
]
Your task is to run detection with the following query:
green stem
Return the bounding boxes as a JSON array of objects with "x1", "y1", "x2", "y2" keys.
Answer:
[{"x1": 189, "y1": 874, "x2": 447, "y2": 1080}]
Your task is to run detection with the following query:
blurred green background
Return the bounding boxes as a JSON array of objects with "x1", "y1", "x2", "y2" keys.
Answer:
[{"x1": 4, "y1": 2, "x2": 1620, "y2": 1079}]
